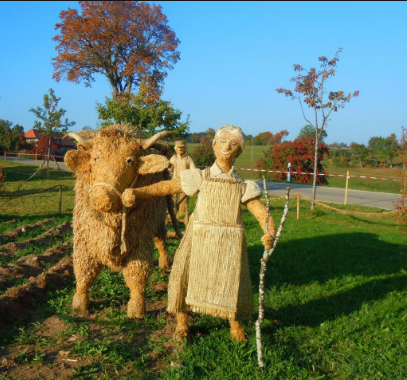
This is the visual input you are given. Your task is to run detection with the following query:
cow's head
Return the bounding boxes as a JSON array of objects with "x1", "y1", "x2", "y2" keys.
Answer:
[{"x1": 65, "y1": 124, "x2": 171, "y2": 213}]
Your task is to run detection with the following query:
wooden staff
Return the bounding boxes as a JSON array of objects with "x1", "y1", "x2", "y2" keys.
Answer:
[{"x1": 256, "y1": 175, "x2": 290, "y2": 370}]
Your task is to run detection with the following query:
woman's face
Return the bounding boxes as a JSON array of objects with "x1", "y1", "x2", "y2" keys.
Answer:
[{"x1": 213, "y1": 131, "x2": 242, "y2": 162}]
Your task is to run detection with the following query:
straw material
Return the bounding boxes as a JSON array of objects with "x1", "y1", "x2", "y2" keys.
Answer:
[
  {"x1": 186, "y1": 222, "x2": 245, "y2": 319},
  {"x1": 202, "y1": 176, "x2": 243, "y2": 224},
  {"x1": 168, "y1": 168, "x2": 253, "y2": 321}
]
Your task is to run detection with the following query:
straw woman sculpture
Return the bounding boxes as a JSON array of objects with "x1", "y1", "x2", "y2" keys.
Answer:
[{"x1": 123, "y1": 125, "x2": 275, "y2": 342}]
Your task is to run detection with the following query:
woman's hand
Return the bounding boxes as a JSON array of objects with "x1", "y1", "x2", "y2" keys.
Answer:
[
  {"x1": 122, "y1": 189, "x2": 137, "y2": 208},
  {"x1": 261, "y1": 233, "x2": 274, "y2": 251}
]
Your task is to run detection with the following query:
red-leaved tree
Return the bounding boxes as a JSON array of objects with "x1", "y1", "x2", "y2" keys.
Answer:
[
  {"x1": 256, "y1": 136, "x2": 329, "y2": 185},
  {"x1": 277, "y1": 48, "x2": 359, "y2": 207},
  {"x1": 52, "y1": 1, "x2": 180, "y2": 100},
  {"x1": 31, "y1": 135, "x2": 60, "y2": 157}
]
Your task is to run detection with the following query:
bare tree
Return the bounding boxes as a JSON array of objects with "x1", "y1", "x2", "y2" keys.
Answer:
[{"x1": 277, "y1": 48, "x2": 359, "y2": 208}]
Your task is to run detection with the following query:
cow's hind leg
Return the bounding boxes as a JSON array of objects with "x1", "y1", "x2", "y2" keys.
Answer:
[
  {"x1": 154, "y1": 236, "x2": 170, "y2": 271},
  {"x1": 72, "y1": 255, "x2": 103, "y2": 316},
  {"x1": 123, "y1": 258, "x2": 151, "y2": 319},
  {"x1": 154, "y1": 222, "x2": 170, "y2": 271}
]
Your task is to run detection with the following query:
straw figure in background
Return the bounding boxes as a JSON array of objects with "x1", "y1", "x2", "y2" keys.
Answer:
[
  {"x1": 64, "y1": 124, "x2": 174, "y2": 320},
  {"x1": 123, "y1": 125, "x2": 275, "y2": 342},
  {"x1": 169, "y1": 140, "x2": 196, "y2": 225}
]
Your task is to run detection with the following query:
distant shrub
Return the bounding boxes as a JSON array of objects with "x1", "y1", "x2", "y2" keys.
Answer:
[{"x1": 190, "y1": 136, "x2": 215, "y2": 168}]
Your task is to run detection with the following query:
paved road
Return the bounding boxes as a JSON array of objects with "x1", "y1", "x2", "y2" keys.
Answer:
[
  {"x1": 258, "y1": 181, "x2": 400, "y2": 211},
  {"x1": 2, "y1": 157, "x2": 401, "y2": 210},
  {"x1": 2, "y1": 156, "x2": 69, "y2": 171}
]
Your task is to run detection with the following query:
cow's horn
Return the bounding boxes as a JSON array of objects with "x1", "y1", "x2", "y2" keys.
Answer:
[
  {"x1": 64, "y1": 132, "x2": 93, "y2": 147},
  {"x1": 140, "y1": 130, "x2": 175, "y2": 150}
]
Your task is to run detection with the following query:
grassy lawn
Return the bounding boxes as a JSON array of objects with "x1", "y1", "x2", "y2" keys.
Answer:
[
  {"x1": 0, "y1": 160, "x2": 405, "y2": 379},
  {"x1": 160, "y1": 197, "x2": 406, "y2": 379},
  {"x1": 0, "y1": 159, "x2": 75, "y2": 218}
]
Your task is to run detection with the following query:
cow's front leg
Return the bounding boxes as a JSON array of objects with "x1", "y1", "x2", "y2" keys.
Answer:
[
  {"x1": 123, "y1": 258, "x2": 152, "y2": 319},
  {"x1": 72, "y1": 254, "x2": 103, "y2": 316}
]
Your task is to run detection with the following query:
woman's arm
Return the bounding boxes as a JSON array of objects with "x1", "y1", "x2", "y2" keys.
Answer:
[
  {"x1": 245, "y1": 197, "x2": 275, "y2": 250},
  {"x1": 122, "y1": 178, "x2": 183, "y2": 207}
]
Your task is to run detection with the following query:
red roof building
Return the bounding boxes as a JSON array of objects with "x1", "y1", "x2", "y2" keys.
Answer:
[
  {"x1": 24, "y1": 129, "x2": 77, "y2": 152},
  {"x1": 24, "y1": 129, "x2": 42, "y2": 144}
]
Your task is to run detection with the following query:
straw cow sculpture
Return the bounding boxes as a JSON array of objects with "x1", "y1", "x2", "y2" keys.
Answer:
[{"x1": 65, "y1": 124, "x2": 173, "y2": 319}]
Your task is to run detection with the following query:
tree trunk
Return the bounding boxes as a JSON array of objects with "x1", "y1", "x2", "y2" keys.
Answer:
[
  {"x1": 311, "y1": 136, "x2": 319, "y2": 210},
  {"x1": 47, "y1": 134, "x2": 51, "y2": 169}
]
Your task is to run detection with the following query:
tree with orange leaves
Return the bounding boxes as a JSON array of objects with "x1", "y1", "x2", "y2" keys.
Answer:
[
  {"x1": 277, "y1": 48, "x2": 359, "y2": 208},
  {"x1": 52, "y1": 1, "x2": 180, "y2": 100}
]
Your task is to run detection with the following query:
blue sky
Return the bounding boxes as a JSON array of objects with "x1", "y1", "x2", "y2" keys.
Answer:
[{"x1": 0, "y1": 1, "x2": 406, "y2": 145}]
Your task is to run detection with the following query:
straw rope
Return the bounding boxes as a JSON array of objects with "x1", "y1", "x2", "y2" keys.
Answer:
[
  {"x1": 89, "y1": 182, "x2": 123, "y2": 198},
  {"x1": 295, "y1": 193, "x2": 396, "y2": 217}
]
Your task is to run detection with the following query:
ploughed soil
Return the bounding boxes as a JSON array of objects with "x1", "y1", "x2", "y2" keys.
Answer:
[{"x1": 0, "y1": 220, "x2": 184, "y2": 380}]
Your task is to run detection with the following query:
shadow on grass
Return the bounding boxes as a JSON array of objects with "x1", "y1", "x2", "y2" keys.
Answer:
[
  {"x1": 249, "y1": 232, "x2": 405, "y2": 286},
  {"x1": 248, "y1": 231, "x2": 406, "y2": 328},
  {"x1": 272, "y1": 273, "x2": 406, "y2": 328}
]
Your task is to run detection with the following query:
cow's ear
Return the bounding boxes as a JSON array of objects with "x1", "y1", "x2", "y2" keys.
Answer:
[
  {"x1": 65, "y1": 150, "x2": 91, "y2": 173},
  {"x1": 138, "y1": 154, "x2": 170, "y2": 175}
]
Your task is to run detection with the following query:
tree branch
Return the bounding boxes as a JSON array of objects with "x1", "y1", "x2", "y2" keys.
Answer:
[{"x1": 256, "y1": 179, "x2": 290, "y2": 370}]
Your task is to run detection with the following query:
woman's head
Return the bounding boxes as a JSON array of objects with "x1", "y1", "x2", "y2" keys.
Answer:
[{"x1": 213, "y1": 125, "x2": 245, "y2": 162}]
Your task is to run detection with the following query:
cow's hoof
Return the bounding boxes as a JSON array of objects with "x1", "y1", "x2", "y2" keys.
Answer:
[
  {"x1": 72, "y1": 293, "x2": 89, "y2": 316},
  {"x1": 127, "y1": 298, "x2": 145, "y2": 319},
  {"x1": 159, "y1": 255, "x2": 171, "y2": 271},
  {"x1": 174, "y1": 323, "x2": 189, "y2": 342}
]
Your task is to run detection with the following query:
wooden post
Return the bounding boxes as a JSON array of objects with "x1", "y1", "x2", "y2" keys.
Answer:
[
  {"x1": 297, "y1": 193, "x2": 300, "y2": 220},
  {"x1": 344, "y1": 170, "x2": 350, "y2": 205},
  {"x1": 58, "y1": 185, "x2": 62, "y2": 214},
  {"x1": 4, "y1": 151, "x2": 6, "y2": 160},
  {"x1": 52, "y1": 155, "x2": 60, "y2": 170}
]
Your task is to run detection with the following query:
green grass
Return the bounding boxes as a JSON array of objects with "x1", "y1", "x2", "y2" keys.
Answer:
[
  {"x1": 160, "y1": 198, "x2": 406, "y2": 379},
  {"x1": 0, "y1": 159, "x2": 75, "y2": 218},
  {"x1": 321, "y1": 160, "x2": 402, "y2": 194},
  {"x1": 0, "y1": 159, "x2": 406, "y2": 379}
]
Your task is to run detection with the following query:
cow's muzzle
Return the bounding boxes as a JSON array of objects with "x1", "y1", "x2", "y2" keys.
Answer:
[{"x1": 89, "y1": 183, "x2": 123, "y2": 213}]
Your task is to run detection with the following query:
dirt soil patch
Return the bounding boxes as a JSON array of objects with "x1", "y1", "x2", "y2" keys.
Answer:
[
  {"x1": 0, "y1": 221, "x2": 72, "y2": 256},
  {"x1": 0, "y1": 242, "x2": 72, "y2": 290},
  {"x1": 0, "y1": 281, "x2": 182, "y2": 380},
  {"x1": 0, "y1": 220, "x2": 184, "y2": 379},
  {"x1": 0, "y1": 256, "x2": 74, "y2": 329},
  {"x1": 0, "y1": 218, "x2": 57, "y2": 245}
]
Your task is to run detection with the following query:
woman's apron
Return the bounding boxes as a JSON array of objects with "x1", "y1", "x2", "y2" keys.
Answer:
[{"x1": 185, "y1": 170, "x2": 253, "y2": 320}]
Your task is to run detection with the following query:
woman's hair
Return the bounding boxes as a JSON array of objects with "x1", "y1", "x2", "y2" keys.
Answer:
[{"x1": 213, "y1": 125, "x2": 245, "y2": 150}]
